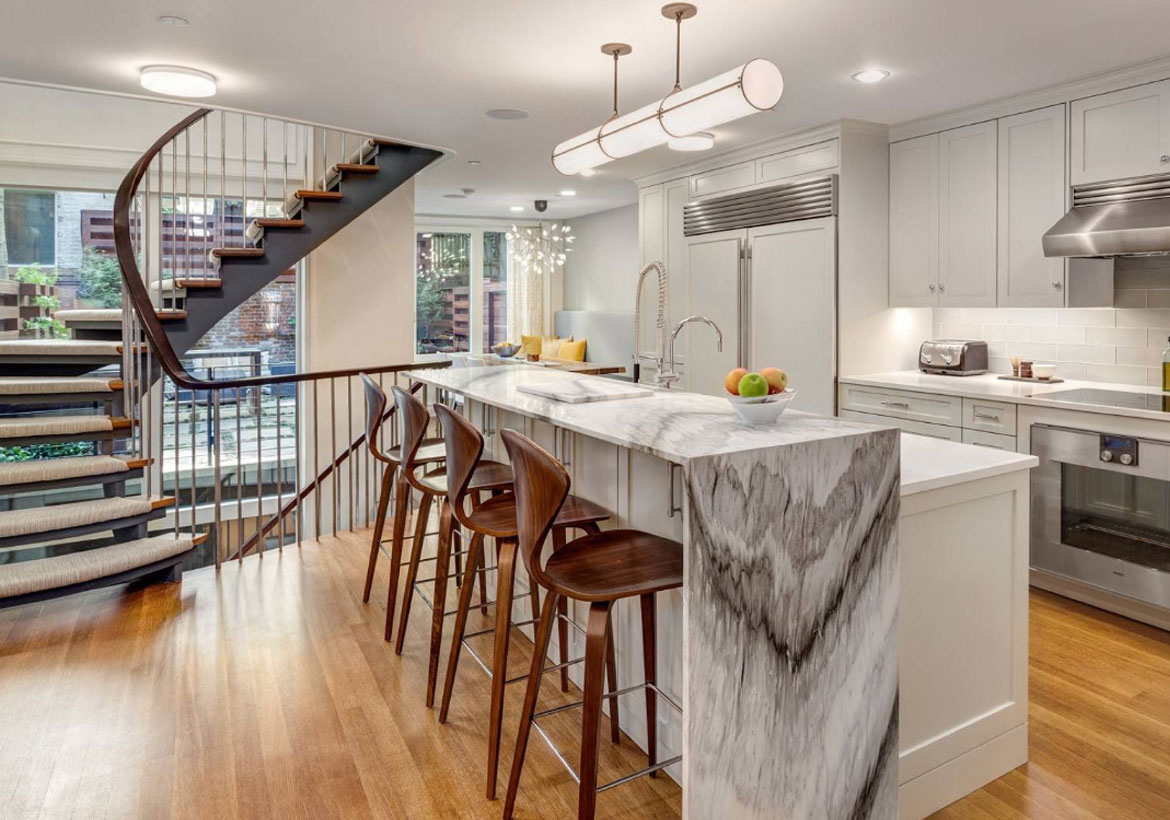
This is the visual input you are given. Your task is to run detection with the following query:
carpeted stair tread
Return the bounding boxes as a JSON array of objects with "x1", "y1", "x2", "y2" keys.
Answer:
[
  {"x1": 0, "y1": 495, "x2": 157, "y2": 539},
  {"x1": 53, "y1": 309, "x2": 122, "y2": 322},
  {"x1": 0, "y1": 340, "x2": 123, "y2": 357},
  {"x1": 0, "y1": 415, "x2": 120, "y2": 439},
  {"x1": 0, "y1": 455, "x2": 130, "y2": 487},
  {"x1": 0, "y1": 534, "x2": 195, "y2": 598},
  {"x1": 0, "y1": 376, "x2": 118, "y2": 395}
]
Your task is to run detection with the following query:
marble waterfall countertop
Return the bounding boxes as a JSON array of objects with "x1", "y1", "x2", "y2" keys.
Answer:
[{"x1": 405, "y1": 365, "x2": 893, "y2": 464}]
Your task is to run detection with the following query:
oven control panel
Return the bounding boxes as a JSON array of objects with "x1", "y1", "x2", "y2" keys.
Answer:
[{"x1": 1100, "y1": 434, "x2": 1139, "y2": 466}]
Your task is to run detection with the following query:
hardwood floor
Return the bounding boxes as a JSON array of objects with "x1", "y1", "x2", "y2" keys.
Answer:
[{"x1": 3, "y1": 530, "x2": 1170, "y2": 819}]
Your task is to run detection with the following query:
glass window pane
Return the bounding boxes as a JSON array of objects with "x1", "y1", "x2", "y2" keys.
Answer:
[
  {"x1": 483, "y1": 232, "x2": 509, "y2": 352},
  {"x1": 3, "y1": 189, "x2": 56, "y2": 266},
  {"x1": 416, "y1": 232, "x2": 471, "y2": 354}
]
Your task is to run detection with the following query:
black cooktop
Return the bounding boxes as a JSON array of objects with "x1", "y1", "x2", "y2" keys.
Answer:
[{"x1": 1037, "y1": 388, "x2": 1170, "y2": 412}]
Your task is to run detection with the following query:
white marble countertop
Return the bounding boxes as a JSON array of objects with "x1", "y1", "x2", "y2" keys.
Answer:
[
  {"x1": 900, "y1": 433, "x2": 1037, "y2": 496},
  {"x1": 841, "y1": 371, "x2": 1170, "y2": 422},
  {"x1": 406, "y1": 366, "x2": 892, "y2": 464}
]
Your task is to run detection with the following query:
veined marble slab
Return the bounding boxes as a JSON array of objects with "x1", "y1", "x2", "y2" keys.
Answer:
[
  {"x1": 515, "y1": 378, "x2": 650, "y2": 403},
  {"x1": 406, "y1": 366, "x2": 895, "y2": 465},
  {"x1": 685, "y1": 428, "x2": 900, "y2": 819}
]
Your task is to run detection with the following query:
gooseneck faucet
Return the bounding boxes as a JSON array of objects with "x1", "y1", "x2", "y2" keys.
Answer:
[
  {"x1": 633, "y1": 261, "x2": 668, "y2": 385},
  {"x1": 657, "y1": 315, "x2": 724, "y2": 389}
]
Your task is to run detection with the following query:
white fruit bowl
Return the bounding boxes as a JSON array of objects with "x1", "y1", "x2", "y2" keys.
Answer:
[{"x1": 725, "y1": 389, "x2": 796, "y2": 424}]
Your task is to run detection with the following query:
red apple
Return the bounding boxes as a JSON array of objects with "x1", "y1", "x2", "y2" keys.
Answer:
[
  {"x1": 724, "y1": 368, "x2": 749, "y2": 395},
  {"x1": 759, "y1": 367, "x2": 788, "y2": 394}
]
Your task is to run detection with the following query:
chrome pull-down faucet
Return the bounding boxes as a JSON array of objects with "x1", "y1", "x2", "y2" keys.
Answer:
[
  {"x1": 657, "y1": 315, "x2": 724, "y2": 389},
  {"x1": 633, "y1": 261, "x2": 668, "y2": 385}
]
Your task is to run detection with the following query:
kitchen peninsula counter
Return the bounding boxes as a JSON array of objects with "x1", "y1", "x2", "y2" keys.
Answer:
[{"x1": 407, "y1": 366, "x2": 901, "y2": 819}]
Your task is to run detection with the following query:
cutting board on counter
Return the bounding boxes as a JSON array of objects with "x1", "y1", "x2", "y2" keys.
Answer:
[{"x1": 515, "y1": 379, "x2": 651, "y2": 403}]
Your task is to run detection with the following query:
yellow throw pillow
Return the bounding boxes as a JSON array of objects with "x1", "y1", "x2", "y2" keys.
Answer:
[
  {"x1": 519, "y1": 334, "x2": 544, "y2": 356},
  {"x1": 554, "y1": 338, "x2": 586, "y2": 362}
]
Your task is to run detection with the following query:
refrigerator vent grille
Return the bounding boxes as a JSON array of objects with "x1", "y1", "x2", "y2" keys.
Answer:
[
  {"x1": 683, "y1": 174, "x2": 837, "y2": 236},
  {"x1": 1073, "y1": 172, "x2": 1170, "y2": 207}
]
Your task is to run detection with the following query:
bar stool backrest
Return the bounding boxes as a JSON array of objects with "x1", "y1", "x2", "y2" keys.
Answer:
[
  {"x1": 359, "y1": 373, "x2": 394, "y2": 465},
  {"x1": 500, "y1": 429, "x2": 570, "y2": 589},
  {"x1": 390, "y1": 385, "x2": 432, "y2": 492},
  {"x1": 433, "y1": 403, "x2": 485, "y2": 529}
]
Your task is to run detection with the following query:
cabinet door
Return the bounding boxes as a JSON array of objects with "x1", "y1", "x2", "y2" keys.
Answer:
[
  {"x1": 1070, "y1": 80, "x2": 1170, "y2": 185},
  {"x1": 997, "y1": 105, "x2": 1067, "y2": 307},
  {"x1": 638, "y1": 184, "x2": 666, "y2": 368},
  {"x1": 756, "y1": 140, "x2": 839, "y2": 185},
  {"x1": 684, "y1": 229, "x2": 745, "y2": 394},
  {"x1": 747, "y1": 218, "x2": 836, "y2": 415},
  {"x1": 938, "y1": 121, "x2": 997, "y2": 307},
  {"x1": 889, "y1": 134, "x2": 939, "y2": 307},
  {"x1": 664, "y1": 178, "x2": 690, "y2": 340},
  {"x1": 689, "y1": 160, "x2": 755, "y2": 198}
]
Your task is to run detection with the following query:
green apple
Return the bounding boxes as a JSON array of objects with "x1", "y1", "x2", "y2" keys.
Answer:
[{"x1": 738, "y1": 372, "x2": 768, "y2": 398}]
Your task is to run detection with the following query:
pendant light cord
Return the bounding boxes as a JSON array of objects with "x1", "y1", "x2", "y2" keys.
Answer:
[
  {"x1": 612, "y1": 50, "x2": 620, "y2": 116},
  {"x1": 673, "y1": 11, "x2": 683, "y2": 92}
]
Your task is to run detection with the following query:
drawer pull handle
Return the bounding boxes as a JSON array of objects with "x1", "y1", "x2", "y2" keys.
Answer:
[
  {"x1": 880, "y1": 400, "x2": 910, "y2": 409},
  {"x1": 973, "y1": 411, "x2": 1000, "y2": 421},
  {"x1": 971, "y1": 442, "x2": 1001, "y2": 449}
]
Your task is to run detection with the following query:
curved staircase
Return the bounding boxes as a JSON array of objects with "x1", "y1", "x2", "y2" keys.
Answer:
[{"x1": 0, "y1": 107, "x2": 444, "y2": 608}]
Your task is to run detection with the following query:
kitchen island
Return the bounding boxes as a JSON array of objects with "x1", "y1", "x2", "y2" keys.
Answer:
[{"x1": 407, "y1": 365, "x2": 901, "y2": 819}]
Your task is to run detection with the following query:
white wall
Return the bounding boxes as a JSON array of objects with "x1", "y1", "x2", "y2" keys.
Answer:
[
  {"x1": 562, "y1": 203, "x2": 638, "y2": 312},
  {"x1": 933, "y1": 256, "x2": 1170, "y2": 387}
]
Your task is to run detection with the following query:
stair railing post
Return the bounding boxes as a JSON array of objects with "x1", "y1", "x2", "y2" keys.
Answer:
[
  {"x1": 331, "y1": 376, "x2": 337, "y2": 538},
  {"x1": 236, "y1": 366, "x2": 243, "y2": 563},
  {"x1": 213, "y1": 389, "x2": 222, "y2": 570},
  {"x1": 262, "y1": 116, "x2": 269, "y2": 221},
  {"x1": 241, "y1": 113, "x2": 247, "y2": 249},
  {"x1": 220, "y1": 110, "x2": 226, "y2": 258},
  {"x1": 276, "y1": 381, "x2": 284, "y2": 549},
  {"x1": 256, "y1": 383, "x2": 263, "y2": 554}
]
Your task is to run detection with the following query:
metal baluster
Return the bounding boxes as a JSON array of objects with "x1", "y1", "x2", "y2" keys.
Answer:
[
  {"x1": 173, "y1": 377, "x2": 180, "y2": 536},
  {"x1": 237, "y1": 375, "x2": 243, "y2": 562},
  {"x1": 262, "y1": 117, "x2": 268, "y2": 219},
  {"x1": 214, "y1": 390, "x2": 222, "y2": 569},
  {"x1": 184, "y1": 126, "x2": 190, "y2": 293},
  {"x1": 172, "y1": 137, "x2": 177, "y2": 282},
  {"x1": 295, "y1": 381, "x2": 302, "y2": 546},
  {"x1": 276, "y1": 383, "x2": 284, "y2": 549},
  {"x1": 347, "y1": 376, "x2": 354, "y2": 531},
  {"x1": 220, "y1": 111, "x2": 226, "y2": 258},
  {"x1": 190, "y1": 387, "x2": 197, "y2": 540},
  {"x1": 242, "y1": 113, "x2": 247, "y2": 247},
  {"x1": 331, "y1": 378, "x2": 337, "y2": 538},
  {"x1": 313, "y1": 380, "x2": 320, "y2": 539},
  {"x1": 282, "y1": 122, "x2": 288, "y2": 215},
  {"x1": 256, "y1": 384, "x2": 263, "y2": 553},
  {"x1": 203, "y1": 118, "x2": 208, "y2": 283}
]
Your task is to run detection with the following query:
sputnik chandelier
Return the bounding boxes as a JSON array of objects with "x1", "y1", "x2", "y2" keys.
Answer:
[
  {"x1": 507, "y1": 222, "x2": 574, "y2": 276},
  {"x1": 552, "y1": 3, "x2": 783, "y2": 175}
]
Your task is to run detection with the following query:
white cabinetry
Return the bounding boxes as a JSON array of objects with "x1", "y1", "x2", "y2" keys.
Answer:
[
  {"x1": 689, "y1": 160, "x2": 755, "y2": 198},
  {"x1": 683, "y1": 229, "x2": 744, "y2": 396},
  {"x1": 1070, "y1": 80, "x2": 1170, "y2": 185},
  {"x1": 997, "y1": 105, "x2": 1068, "y2": 307},
  {"x1": 938, "y1": 122, "x2": 998, "y2": 307},
  {"x1": 637, "y1": 178, "x2": 688, "y2": 373},
  {"x1": 839, "y1": 384, "x2": 1018, "y2": 449},
  {"x1": 889, "y1": 134, "x2": 939, "y2": 307}
]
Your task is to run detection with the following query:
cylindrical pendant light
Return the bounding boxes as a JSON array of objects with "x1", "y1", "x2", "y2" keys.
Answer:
[{"x1": 552, "y1": 4, "x2": 783, "y2": 176}]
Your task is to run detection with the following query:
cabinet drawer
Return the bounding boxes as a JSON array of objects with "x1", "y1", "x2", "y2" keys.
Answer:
[
  {"x1": 962, "y1": 397, "x2": 1017, "y2": 435},
  {"x1": 690, "y1": 160, "x2": 756, "y2": 198},
  {"x1": 840, "y1": 385, "x2": 962, "y2": 427},
  {"x1": 961, "y1": 428, "x2": 1017, "y2": 452},
  {"x1": 756, "y1": 140, "x2": 839, "y2": 185},
  {"x1": 841, "y1": 409, "x2": 963, "y2": 442}
]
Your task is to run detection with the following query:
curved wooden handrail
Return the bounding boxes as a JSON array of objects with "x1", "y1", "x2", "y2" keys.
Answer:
[{"x1": 112, "y1": 108, "x2": 448, "y2": 390}]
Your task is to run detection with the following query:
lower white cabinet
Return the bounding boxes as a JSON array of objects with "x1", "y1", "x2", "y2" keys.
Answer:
[
  {"x1": 839, "y1": 385, "x2": 1019, "y2": 450},
  {"x1": 840, "y1": 409, "x2": 962, "y2": 442},
  {"x1": 961, "y1": 428, "x2": 1018, "y2": 451}
]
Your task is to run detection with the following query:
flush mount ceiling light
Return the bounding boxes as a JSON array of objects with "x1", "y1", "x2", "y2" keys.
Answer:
[
  {"x1": 559, "y1": 189, "x2": 577, "y2": 196},
  {"x1": 852, "y1": 68, "x2": 890, "y2": 84},
  {"x1": 668, "y1": 131, "x2": 714, "y2": 151},
  {"x1": 510, "y1": 205, "x2": 525, "y2": 212},
  {"x1": 553, "y1": 3, "x2": 783, "y2": 176},
  {"x1": 156, "y1": 15, "x2": 189, "y2": 27},
  {"x1": 139, "y1": 65, "x2": 216, "y2": 97}
]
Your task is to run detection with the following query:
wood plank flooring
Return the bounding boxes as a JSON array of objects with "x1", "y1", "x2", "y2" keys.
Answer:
[{"x1": 2, "y1": 529, "x2": 1169, "y2": 819}]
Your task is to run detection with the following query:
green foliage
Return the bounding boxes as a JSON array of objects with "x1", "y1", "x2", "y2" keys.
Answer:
[
  {"x1": 22, "y1": 316, "x2": 68, "y2": 338},
  {"x1": 77, "y1": 248, "x2": 123, "y2": 308},
  {"x1": 0, "y1": 441, "x2": 96, "y2": 462},
  {"x1": 33, "y1": 293, "x2": 60, "y2": 312},
  {"x1": 13, "y1": 266, "x2": 58, "y2": 286}
]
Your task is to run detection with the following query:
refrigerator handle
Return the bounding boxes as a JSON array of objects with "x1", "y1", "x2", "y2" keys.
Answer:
[
  {"x1": 741, "y1": 243, "x2": 753, "y2": 370},
  {"x1": 736, "y1": 241, "x2": 746, "y2": 369}
]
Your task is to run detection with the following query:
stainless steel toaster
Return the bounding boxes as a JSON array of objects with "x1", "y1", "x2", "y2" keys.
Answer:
[{"x1": 918, "y1": 340, "x2": 989, "y2": 376}]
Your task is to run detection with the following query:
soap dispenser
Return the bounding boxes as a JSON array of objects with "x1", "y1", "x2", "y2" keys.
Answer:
[{"x1": 1163, "y1": 336, "x2": 1170, "y2": 392}]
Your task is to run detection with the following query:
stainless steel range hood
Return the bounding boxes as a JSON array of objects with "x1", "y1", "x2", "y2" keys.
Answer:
[{"x1": 1043, "y1": 174, "x2": 1170, "y2": 257}]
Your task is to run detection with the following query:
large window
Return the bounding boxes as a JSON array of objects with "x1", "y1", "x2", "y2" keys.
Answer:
[
  {"x1": 2, "y1": 189, "x2": 56, "y2": 266},
  {"x1": 415, "y1": 227, "x2": 511, "y2": 356}
]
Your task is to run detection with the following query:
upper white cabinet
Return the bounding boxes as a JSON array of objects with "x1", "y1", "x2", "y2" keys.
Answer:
[
  {"x1": 938, "y1": 121, "x2": 998, "y2": 307},
  {"x1": 637, "y1": 178, "x2": 688, "y2": 369},
  {"x1": 689, "y1": 160, "x2": 756, "y2": 198},
  {"x1": 889, "y1": 134, "x2": 939, "y2": 307},
  {"x1": 1070, "y1": 80, "x2": 1170, "y2": 184},
  {"x1": 756, "y1": 140, "x2": 839, "y2": 186},
  {"x1": 997, "y1": 105, "x2": 1067, "y2": 307}
]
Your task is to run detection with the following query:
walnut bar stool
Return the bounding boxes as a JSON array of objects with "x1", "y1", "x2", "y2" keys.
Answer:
[
  {"x1": 358, "y1": 375, "x2": 445, "y2": 607},
  {"x1": 388, "y1": 386, "x2": 513, "y2": 701},
  {"x1": 501, "y1": 429, "x2": 683, "y2": 820},
  {"x1": 432, "y1": 404, "x2": 612, "y2": 800}
]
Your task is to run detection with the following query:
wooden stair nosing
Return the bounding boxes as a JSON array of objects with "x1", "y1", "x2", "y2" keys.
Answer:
[
  {"x1": 252, "y1": 218, "x2": 305, "y2": 230},
  {"x1": 334, "y1": 163, "x2": 379, "y2": 174},
  {"x1": 209, "y1": 247, "x2": 265, "y2": 259},
  {"x1": 294, "y1": 189, "x2": 343, "y2": 201},
  {"x1": 0, "y1": 503, "x2": 172, "y2": 550},
  {"x1": 0, "y1": 540, "x2": 202, "y2": 609}
]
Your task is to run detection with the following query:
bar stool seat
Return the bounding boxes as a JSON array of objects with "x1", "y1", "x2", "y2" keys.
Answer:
[
  {"x1": 387, "y1": 438, "x2": 446, "y2": 464},
  {"x1": 465, "y1": 492, "x2": 611, "y2": 536},
  {"x1": 543, "y1": 531, "x2": 682, "y2": 601},
  {"x1": 417, "y1": 460, "x2": 513, "y2": 495}
]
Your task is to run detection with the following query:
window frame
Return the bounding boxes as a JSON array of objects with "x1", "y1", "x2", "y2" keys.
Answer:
[{"x1": 2, "y1": 187, "x2": 58, "y2": 268}]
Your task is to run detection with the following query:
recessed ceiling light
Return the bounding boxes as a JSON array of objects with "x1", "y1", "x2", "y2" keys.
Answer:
[
  {"x1": 157, "y1": 15, "x2": 189, "y2": 27},
  {"x1": 559, "y1": 189, "x2": 577, "y2": 197},
  {"x1": 139, "y1": 65, "x2": 216, "y2": 98},
  {"x1": 443, "y1": 193, "x2": 467, "y2": 199},
  {"x1": 420, "y1": 233, "x2": 433, "y2": 239},
  {"x1": 486, "y1": 108, "x2": 529, "y2": 120},
  {"x1": 852, "y1": 68, "x2": 890, "y2": 84},
  {"x1": 509, "y1": 205, "x2": 525, "y2": 212},
  {"x1": 467, "y1": 160, "x2": 482, "y2": 166},
  {"x1": 577, "y1": 168, "x2": 598, "y2": 177},
  {"x1": 668, "y1": 132, "x2": 715, "y2": 152}
]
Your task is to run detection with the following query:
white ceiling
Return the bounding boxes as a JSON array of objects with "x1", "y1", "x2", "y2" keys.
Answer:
[{"x1": 4, "y1": 0, "x2": 1170, "y2": 219}]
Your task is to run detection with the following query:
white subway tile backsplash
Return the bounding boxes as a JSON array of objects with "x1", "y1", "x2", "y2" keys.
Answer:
[
  {"x1": 1114, "y1": 289, "x2": 1148, "y2": 308},
  {"x1": 1085, "y1": 363, "x2": 1148, "y2": 386},
  {"x1": 1055, "y1": 362, "x2": 1087, "y2": 380},
  {"x1": 1004, "y1": 325, "x2": 1030, "y2": 342},
  {"x1": 1085, "y1": 326, "x2": 1148, "y2": 347},
  {"x1": 1116, "y1": 309, "x2": 1170, "y2": 329},
  {"x1": 1057, "y1": 344, "x2": 1115, "y2": 364},
  {"x1": 1030, "y1": 325, "x2": 1086, "y2": 345},
  {"x1": 939, "y1": 323, "x2": 983, "y2": 339},
  {"x1": 1007, "y1": 342, "x2": 1058, "y2": 361},
  {"x1": 1115, "y1": 346, "x2": 1161, "y2": 368},
  {"x1": 1057, "y1": 309, "x2": 1116, "y2": 327},
  {"x1": 1147, "y1": 290, "x2": 1170, "y2": 308},
  {"x1": 1005, "y1": 309, "x2": 1057, "y2": 326}
]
